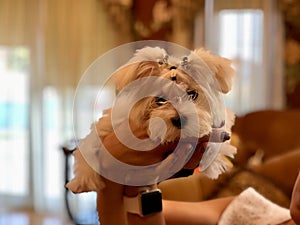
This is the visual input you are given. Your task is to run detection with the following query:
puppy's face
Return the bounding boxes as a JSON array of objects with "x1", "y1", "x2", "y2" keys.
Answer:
[
  {"x1": 127, "y1": 62, "x2": 212, "y2": 143},
  {"x1": 112, "y1": 47, "x2": 234, "y2": 145}
]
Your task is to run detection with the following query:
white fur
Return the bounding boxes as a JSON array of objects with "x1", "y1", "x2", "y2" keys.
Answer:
[
  {"x1": 149, "y1": 117, "x2": 167, "y2": 141},
  {"x1": 128, "y1": 46, "x2": 168, "y2": 64},
  {"x1": 67, "y1": 46, "x2": 236, "y2": 192},
  {"x1": 201, "y1": 142, "x2": 237, "y2": 179}
]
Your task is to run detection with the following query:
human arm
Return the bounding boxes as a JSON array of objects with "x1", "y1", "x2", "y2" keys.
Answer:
[
  {"x1": 124, "y1": 185, "x2": 166, "y2": 225},
  {"x1": 163, "y1": 197, "x2": 234, "y2": 225},
  {"x1": 97, "y1": 177, "x2": 166, "y2": 225},
  {"x1": 98, "y1": 120, "x2": 208, "y2": 225},
  {"x1": 97, "y1": 122, "x2": 173, "y2": 225},
  {"x1": 97, "y1": 177, "x2": 127, "y2": 225},
  {"x1": 98, "y1": 177, "x2": 234, "y2": 225}
]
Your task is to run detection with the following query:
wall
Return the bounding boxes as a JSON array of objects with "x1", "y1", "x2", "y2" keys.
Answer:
[{"x1": 280, "y1": 0, "x2": 300, "y2": 108}]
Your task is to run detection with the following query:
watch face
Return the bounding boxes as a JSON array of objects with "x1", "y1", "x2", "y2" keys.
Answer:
[{"x1": 140, "y1": 190, "x2": 162, "y2": 216}]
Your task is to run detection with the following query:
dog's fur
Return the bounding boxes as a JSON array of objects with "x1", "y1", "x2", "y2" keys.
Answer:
[
  {"x1": 97, "y1": 48, "x2": 235, "y2": 143},
  {"x1": 67, "y1": 47, "x2": 235, "y2": 193}
]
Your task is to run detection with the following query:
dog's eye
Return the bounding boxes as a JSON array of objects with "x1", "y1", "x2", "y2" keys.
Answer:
[
  {"x1": 158, "y1": 59, "x2": 164, "y2": 65},
  {"x1": 187, "y1": 90, "x2": 198, "y2": 101},
  {"x1": 155, "y1": 97, "x2": 167, "y2": 106}
]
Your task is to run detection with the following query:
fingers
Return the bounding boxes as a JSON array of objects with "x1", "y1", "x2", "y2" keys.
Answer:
[{"x1": 155, "y1": 143, "x2": 193, "y2": 175}]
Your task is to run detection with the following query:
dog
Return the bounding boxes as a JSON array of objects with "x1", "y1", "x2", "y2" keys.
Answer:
[{"x1": 67, "y1": 46, "x2": 236, "y2": 193}]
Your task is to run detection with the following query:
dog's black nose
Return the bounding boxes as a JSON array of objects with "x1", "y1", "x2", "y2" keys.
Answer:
[
  {"x1": 170, "y1": 66, "x2": 177, "y2": 70},
  {"x1": 171, "y1": 116, "x2": 187, "y2": 129}
]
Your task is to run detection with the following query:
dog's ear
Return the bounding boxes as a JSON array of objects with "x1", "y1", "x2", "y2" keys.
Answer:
[
  {"x1": 194, "y1": 48, "x2": 235, "y2": 93},
  {"x1": 113, "y1": 61, "x2": 159, "y2": 91},
  {"x1": 113, "y1": 46, "x2": 167, "y2": 91}
]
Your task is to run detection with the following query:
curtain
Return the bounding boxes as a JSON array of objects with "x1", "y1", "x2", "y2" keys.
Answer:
[
  {"x1": 202, "y1": 0, "x2": 285, "y2": 115},
  {"x1": 0, "y1": 0, "x2": 117, "y2": 215},
  {"x1": 35, "y1": 0, "x2": 117, "y2": 214}
]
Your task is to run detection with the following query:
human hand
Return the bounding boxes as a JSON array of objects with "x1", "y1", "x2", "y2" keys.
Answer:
[{"x1": 99, "y1": 119, "x2": 209, "y2": 185}]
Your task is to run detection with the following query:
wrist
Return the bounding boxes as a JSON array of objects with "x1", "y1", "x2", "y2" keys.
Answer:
[
  {"x1": 124, "y1": 185, "x2": 157, "y2": 196},
  {"x1": 123, "y1": 185, "x2": 163, "y2": 217}
]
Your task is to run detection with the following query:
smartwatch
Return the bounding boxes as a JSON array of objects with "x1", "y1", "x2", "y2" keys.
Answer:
[{"x1": 123, "y1": 188, "x2": 163, "y2": 217}]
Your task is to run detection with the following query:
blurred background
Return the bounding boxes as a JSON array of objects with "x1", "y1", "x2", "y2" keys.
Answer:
[{"x1": 0, "y1": 0, "x2": 300, "y2": 224}]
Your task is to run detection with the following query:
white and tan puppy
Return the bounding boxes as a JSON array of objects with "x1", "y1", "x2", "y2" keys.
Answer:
[{"x1": 67, "y1": 46, "x2": 236, "y2": 193}]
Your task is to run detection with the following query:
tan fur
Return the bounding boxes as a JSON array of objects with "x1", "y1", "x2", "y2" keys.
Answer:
[
  {"x1": 67, "y1": 47, "x2": 235, "y2": 194},
  {"x1": 193, "y1": 49, "x2": 235, "y2": 93},
  {"x1": 100, "y1": 48, "x2": 235, "y2": 143},
  {"x1": 98, "y1": 67, "x2": 213, "y2": 143}
]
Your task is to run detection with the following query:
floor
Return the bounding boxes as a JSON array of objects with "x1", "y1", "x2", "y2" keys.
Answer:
[{"x1": 0, "y1": 210, "x2": 75, "y2": 225}]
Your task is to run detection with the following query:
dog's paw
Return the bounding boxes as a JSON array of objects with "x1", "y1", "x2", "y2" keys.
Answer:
[
  {"x1": 66, "y1": 175, "x2": 104, "y2": 193},
  {"x1": 66, "y1": 150, "x2": 105, "y2": 193}
]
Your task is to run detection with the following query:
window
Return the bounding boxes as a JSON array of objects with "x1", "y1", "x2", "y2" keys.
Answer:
[
  {"x1": 43, "y1": 87, "x2": 65, "y2": 202},
  {"x1": 201, "y1": 0, "x2": 284, "y2": 115},
  {"x1": 219, "y1": 9, "x2": 265, "y2": 114},
  {"x1": 0, "y1": 46, "x2": 30, "y2": 207}
]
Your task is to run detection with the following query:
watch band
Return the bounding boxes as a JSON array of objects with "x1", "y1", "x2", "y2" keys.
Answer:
[
  {"x1": 123, "y1": 188, "x2": 162, "y2": 217},
  {"x1": 123, "y1": 193, "x2": 142, "y2": 215}
]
